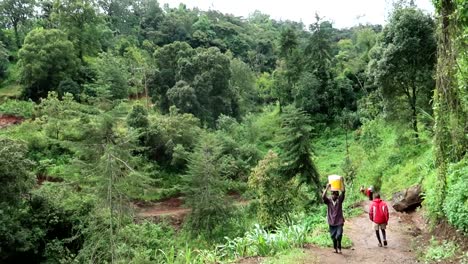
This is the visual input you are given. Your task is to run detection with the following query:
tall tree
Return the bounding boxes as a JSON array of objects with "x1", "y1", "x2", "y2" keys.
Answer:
[
  {"x1": 432, "y1": 0, "x2": 467, "y2": 217},
  {"x1": 98, "y1": 0, "x2": 137, "y2": 35},
  {"x1": 277, "y1": 106, "x2": 321, "y2": 197},
  {"x1": 134, "y1": 0, "x2": 164, "y2": 43},
  {"x1": 279, "y1": 27, "x2": 298, "y2": 59},
  {"x1": 51, "y1": 0, "x2": 101, "y2": 60},
  {"x1": 184, "y1": 134, "x2": 233, "y2": 238},
  {"x1": 276, "y1": 26, "x2": 303, "y2": 110},
  {"x1": 18, "y1": 28, "x2": 79, "y2": 101},
  {"x1": 304, "y1": 15, "x2": 336, "y2": 118},
  {"x1": 150, "y1": 41, "x2": 195, "y2": 112},
  {"x1": 0, "y1": 0, "x2": 35, "y2": 48},
  {"x1": 369, "y1": 7, "x2": 436, "y2": 137},
  {"x1": 93, "y1": 52, "x2": 129, "y2": 99}
]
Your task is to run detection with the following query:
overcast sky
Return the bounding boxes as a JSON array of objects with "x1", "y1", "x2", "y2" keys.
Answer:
[{"x1": 158, "y1": 0, "x2": 434, "y2": 29}]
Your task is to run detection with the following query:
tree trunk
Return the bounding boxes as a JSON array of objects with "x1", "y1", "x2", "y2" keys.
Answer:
[
  {"x1": 433, "y1": 0, "x2": 467, "y2": 219},
  {"x1": 13, "y1": 23, "x2": 20, "y2": 49},
  {"x1": 411, "y1": 85, "x2": 418, "y2": 138}
]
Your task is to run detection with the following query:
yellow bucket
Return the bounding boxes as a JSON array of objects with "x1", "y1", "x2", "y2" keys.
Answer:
[{"x1": 328, "y1": 175, "x2": 343, "y2": 191}]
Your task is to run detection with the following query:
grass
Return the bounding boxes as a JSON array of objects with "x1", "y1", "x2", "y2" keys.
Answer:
[
  {"x1": 0, "y1": 62, "x2": 22, "y2": 101},
  {"x1": 419, "y1": 237, "x2": 459, "y2": 263},
  {"x1": 306, "y1": 223, "x2": 353, "y2": 248},
  {"x1": 0, "y1": 83, "x2": 21, "y2": 100},
  {"x1": 262, "y1": 248, "x2": 317, "y2": 264},
  {"x1": 314, "y1": 128, "x2": 350, "y2": 178}
]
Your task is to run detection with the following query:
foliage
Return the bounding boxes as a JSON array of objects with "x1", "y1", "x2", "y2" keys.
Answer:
[
  {"x1": 421, "y1": 237, "x2": 458, "y2": 263},
  {"x1": 0, "y1": 41, "x2": 8, "y2": 79},
  {"x1": 249, "y1": 150, "x2": 294, "y2": 229},
  {"x1": 442, "y1": 157, "x2": 468, "y2": 233},
  {"x1": 92, "y1": 52, "x2": 129, "y2": 99},
  {"x1": 0, "y1": 138, "x2": 34, "y2": 204},
  {"x1": 18, "y1": 28, "x2": 79, "y2": 101},
  {"x1": 369, "y1": 7, "x2": 436, "y2": 135},
  {"x1": 113, "y1": 221, "x2": 175, "y2": 263},
  {"x1": 144, "y1": 107, "x2": 201, "y2": 170},
  {"x1": 230, "y1": 58, "x2": 258, "y2": 115},
  {"x1": 51, "y1": 0, "x2": 102, "y2": 60},
  {"x1": 127, "y1": 104, "x2": 149, "y2": 129},
  {"x1": 220, "y1": 222, "x2": 311, "y2": 259},
  {"x1": 432, "y1": 0, "x2": 468, "y2": 222},
  {"x1": 0, "y1": 98, "x2": 34, "y2": 117},
  {"x1": 0, "y1": 0, "x2": 35, "y2": 48},
  {"x1": 278, "y1": 106, "x2": 320, "y2": 193},
  {"x1": 184, "y1": 134, "x2": 234, "y2": 240}
]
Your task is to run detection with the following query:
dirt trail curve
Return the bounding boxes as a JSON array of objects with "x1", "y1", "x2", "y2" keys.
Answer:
[
  {"x1": 139, "y1": 198, "x2": 421, "y2": 264},
  {"x1": 0, "y1": 114, "x2": 24, "y2": 129},
  {"x1": 303, "y1": 201, "x2": 420, "y2": 264}
]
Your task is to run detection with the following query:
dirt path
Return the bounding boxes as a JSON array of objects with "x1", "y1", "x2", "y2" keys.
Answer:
[
  {"x1": 135, "y1": 196, "x2": 250, "y2": 218},
  {"x1": 0, "y1": 114, "x2": 24, "y2": 129},
  {"x1": 303, "y1": 201, "x2": 420, "y2": 264}
]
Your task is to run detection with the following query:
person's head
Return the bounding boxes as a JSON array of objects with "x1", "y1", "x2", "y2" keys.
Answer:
[
  {"x1": 331, "y1": 191, "x2": 339, "y2": 201},
  {"x1": 375, "y1": 193, "x2": 381, "y2": 199}
]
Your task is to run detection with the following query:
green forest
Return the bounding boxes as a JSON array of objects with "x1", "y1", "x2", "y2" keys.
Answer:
[{"x1": 0, "y1": 0, "x2": 466, "y2": 263}]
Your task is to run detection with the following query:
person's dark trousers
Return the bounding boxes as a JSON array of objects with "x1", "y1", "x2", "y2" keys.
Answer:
[
  {"x1": 375, "y1": 229, "x2": 387, "y2": 245},
  {"x1": 329, "y1": 225, "x2": 343, "y2": 252}
]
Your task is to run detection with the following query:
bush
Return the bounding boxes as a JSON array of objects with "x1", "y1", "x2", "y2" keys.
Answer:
[
  {"x1": 114, "y1": 221, "x2": 175, "y2": 263},
  {"x1": 422, "y1": 237, "x2": 458, "y2": 263},
  {"x1": 248, "y1": 150, "x2": 294, "y2": 229},
  {"x1": 0, "y1": 99, "x2": 34, "y2": 118},
  {"x1": 443, "y1": 157, "x2": 468, "y2": 233}
]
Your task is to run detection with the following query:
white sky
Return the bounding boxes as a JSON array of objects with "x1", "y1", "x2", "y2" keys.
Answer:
[{"x1": 159, "y1": 0, "x2": 434, "y2": 29}]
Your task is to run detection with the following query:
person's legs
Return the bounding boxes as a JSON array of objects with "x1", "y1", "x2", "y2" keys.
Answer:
[
  {"x1": 337, "y1": 225, "x2": 343, "y2": 253},
  {"x1": 337, "y1": 235, "x2": 342, "y2": 253},
  {"x1": 374, "y1": 223, "x2": 382, "y2": 246},
  {"x1": 382, "y1": 228, "x2": 387, "y2": 246},
  {"x1": 375, "y1": 230, "x2": 382, "y2": 246},
  {"x1": 330, "y1": 225, "x2": 338, "y2": 253}
]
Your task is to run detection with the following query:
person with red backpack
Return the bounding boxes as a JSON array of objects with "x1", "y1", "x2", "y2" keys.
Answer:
[{"x1": 369, "y1": 193, "x2": 389, "y2": 247}]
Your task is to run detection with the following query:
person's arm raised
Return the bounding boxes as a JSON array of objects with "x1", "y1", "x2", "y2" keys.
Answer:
[
  {"x1": 339, "y1": 178, "x2": 346, "y2": 201},
  {"x1": 322, "y1": 184, "x2": 330, "y2": 203}
]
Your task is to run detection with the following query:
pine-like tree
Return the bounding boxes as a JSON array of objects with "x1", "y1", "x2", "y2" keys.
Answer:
[
  {"x1": 184, "y1": 134, "x2": 232, "y2": 238},
  {"x1": 277, "y1": 106, "x2": 321, "y2": 197}
]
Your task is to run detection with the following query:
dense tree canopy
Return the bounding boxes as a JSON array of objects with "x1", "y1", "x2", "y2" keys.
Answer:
[
  {"x1": 369, "y1": 8, "x2": 436, "y2": 136},
  {"x1": 18, "y1": 28, "x2": 79, "y2": 101}
]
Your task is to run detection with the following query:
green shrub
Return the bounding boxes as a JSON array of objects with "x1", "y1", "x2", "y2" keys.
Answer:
[
  {"x1": 248, "y1": 150, "x2": 295, "y2": 229},
  {"x1": 422, "y1": 237, "x2": 458, "y2": 263},
  {"x1": 0, "y1": 99, "x2": 34, "y2": 118},
  {"x1": 114, "y1": 221, "x2": 175, "y2": 263},
  {"x1": 443, "y1": 157, "x2": 468, "y2": 233}
]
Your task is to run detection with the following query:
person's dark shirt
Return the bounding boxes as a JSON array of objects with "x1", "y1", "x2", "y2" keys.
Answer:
[{"x1": 323, "y1": 191, "x2": 345, "y2": 226}]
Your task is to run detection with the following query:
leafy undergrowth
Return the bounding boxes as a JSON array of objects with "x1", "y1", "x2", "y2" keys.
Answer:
[{"x1": 417, "y1": 237, "x2": 461, "y2": 263}]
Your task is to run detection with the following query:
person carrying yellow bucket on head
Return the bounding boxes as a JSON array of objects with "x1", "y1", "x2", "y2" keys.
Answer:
[{"x1": 322, "y1": 175, "x2": 346, "y2": 254}]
